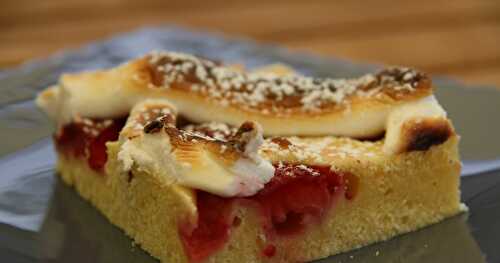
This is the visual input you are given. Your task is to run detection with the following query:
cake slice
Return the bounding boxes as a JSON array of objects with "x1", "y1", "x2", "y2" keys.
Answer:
[{"x1": 36, "y1": 51, "x2": 464, "y2": 262}]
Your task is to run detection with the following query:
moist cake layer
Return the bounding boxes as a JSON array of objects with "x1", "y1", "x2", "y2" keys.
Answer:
[{"x1": 55, "y1": 129, "x2": 462, "y2": 262}]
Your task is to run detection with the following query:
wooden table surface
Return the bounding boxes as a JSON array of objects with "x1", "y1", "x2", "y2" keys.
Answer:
[{"x1": 2, "y1": 0, "x2": 500, "y2": 87}]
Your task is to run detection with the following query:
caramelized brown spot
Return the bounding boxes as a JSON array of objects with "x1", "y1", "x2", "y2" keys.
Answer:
[
  {"x1": 145, "y1": 62, "x2": 165, "y2": 86},
  {"x1": 377, "y1": 67, "x2": 428, "y2": 88},
  {"x1": 143, "y1": 119, "x2": 164, "y2": 134},
  {"x1": 163, "y1": 126, "x2": 189, "y2": 145},
  {"x1": 163, "y1": 125, "x2": 240, "y2": 165},
  {"x1": 232, "y1": 217, "x2": 242, "y2": 227},
  {"x1": 160, "y1": 114, "x2": 177, "y2": 126},
  {"x1": 146, "y1": 53, "x2": 216, "y2": 88},
  {"x1": 402, "y1": 118, "x2": 453, "y2": 152},
  {"x1": 236, "y1": 121, "x2": 255, "y2": 134},
  {"x1": 127, "y1": 171, "x2": 134, "y2": 183},
  {"x1": 271, "y1": 137, "x2": 292, "y2": 149},
  {"x1": 375, "y1": 67, "x2": 432, "y2": 100},
  {"x1": 227, "y1": 121, "x2": 258, "y2": 152}
]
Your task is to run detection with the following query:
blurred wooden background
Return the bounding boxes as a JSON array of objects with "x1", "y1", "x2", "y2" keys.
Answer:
[{"x1": 1, "y1": 0, "x2": 500, "y2": 87}]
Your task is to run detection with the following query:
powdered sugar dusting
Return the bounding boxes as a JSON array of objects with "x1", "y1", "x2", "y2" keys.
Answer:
[
  {"x1": 73, "y1": 116, "x2": 115, "y2": 138},
  {"x1": 260, "y1": 136, "x2": 381, "y2": 165},
  {"x1": 260, "y1": 137, "x2": 334, "y2": 163},
  {"x1": 182, "y1": 122, "x2": 237, "y2": 141}
]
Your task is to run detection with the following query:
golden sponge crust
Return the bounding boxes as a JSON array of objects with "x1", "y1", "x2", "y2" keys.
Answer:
[{"x1": 56, "y1": 135, "x2": 462, "y2": 263}]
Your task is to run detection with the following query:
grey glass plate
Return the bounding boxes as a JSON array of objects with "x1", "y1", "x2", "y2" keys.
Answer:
[{"x1": 0, "y1": 27, "x2": 499, "y2": 263}]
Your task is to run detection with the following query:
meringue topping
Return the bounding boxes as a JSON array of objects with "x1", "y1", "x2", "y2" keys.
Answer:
[
  {"x1": 36, "y1": 50, "x2": 454, "y2": 165},
  {"x1": 117, "y1": 99, "x2": 275, "y2": 197}
]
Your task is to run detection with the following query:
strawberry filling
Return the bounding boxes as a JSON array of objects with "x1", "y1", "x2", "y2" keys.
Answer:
[
  {"x1": 55, "y1": 117, "x2": 127, "y2": 172},
  {"x1": 179, "y1": 192, "x2": 235, "y2": 263},
  {"x1": 179, "y1": 164, "x2": 357, "y2": 262},
  {"x1": 262, "y1": 244, "x2": 277, "y2": 258},
  {"x1": 256, "y1": 164, "x2": 346, "y2": 236}
]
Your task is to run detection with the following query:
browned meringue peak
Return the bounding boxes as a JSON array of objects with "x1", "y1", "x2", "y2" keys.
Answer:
[
  {"x1": 119, "y1": 99, "x2": 177, "y2": 140},
  {"x1": 117, "y1": 99, "x2": 275, "y2": 197}
]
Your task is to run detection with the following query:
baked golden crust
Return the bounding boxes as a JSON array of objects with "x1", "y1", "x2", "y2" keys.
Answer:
[
  {"x1": 37, "y1": 51, "x2": 439, "y2": 138},
  {"x1": 141, "y1": 52, "x2": 432, "y2": 115}
]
